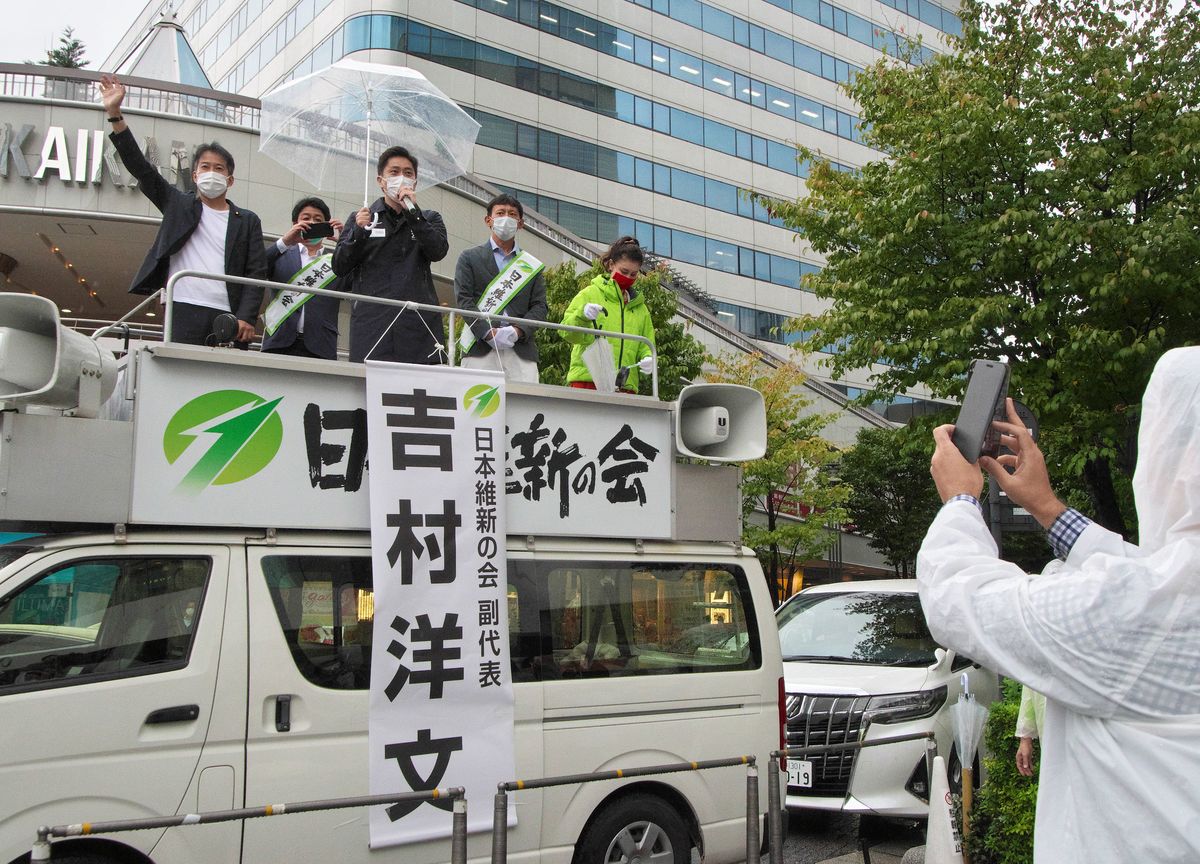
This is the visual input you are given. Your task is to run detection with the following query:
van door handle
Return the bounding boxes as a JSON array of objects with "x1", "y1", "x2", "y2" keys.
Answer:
[
  {"x1": 146, "y1": 704, "x2": 200, "y2": 724},
  {"x1": 275, "y1": 695, "x2": 291, "y2": 732}
]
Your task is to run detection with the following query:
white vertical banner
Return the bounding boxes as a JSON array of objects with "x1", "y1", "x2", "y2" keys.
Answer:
[{"x1": 364, "y1": 362, "x2": 514, "y2": 846}]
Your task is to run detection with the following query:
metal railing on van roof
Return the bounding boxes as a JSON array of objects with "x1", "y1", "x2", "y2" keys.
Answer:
[{"x1": 160, "y1": 270, "x2": 660, "y2": 397}]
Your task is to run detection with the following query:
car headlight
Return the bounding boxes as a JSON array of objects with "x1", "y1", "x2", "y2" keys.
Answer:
[{"x1": 863, "y1": 685, "x2": 947, "y2": 725}]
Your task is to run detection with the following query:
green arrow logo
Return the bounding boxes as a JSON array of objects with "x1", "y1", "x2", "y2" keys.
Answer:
[
  {"x1": 463, "y1": 384, "x2": 501, "y2": 418},
  {"x1": 163, "y1": 390, "x2": 285, "y2": 493}
]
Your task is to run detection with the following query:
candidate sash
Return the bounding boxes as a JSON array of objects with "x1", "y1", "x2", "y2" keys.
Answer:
[
  {"x1": 458, "y1": 250, "x2": 544, "y2": 354},
  {"x1": 263, "y1": 253, "x2": 336, "y2": 336}
]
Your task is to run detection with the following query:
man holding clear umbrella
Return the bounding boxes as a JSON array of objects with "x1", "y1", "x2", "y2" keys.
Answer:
[
  {"x1": 917, "y1": 349, "x2": 1200, "y2": 863},
  {"x1": 332, "y1": 146, "x2": 449, "y2": 364}
]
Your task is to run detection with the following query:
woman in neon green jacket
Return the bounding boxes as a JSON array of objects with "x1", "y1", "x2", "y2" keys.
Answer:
[{"x1": 560, "y1": 236, "x2": 656, "y2": 393}]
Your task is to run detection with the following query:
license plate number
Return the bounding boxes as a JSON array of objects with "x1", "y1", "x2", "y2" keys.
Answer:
[{"x1": 787, "y1": 759, "x2": 813, "y2": 788}]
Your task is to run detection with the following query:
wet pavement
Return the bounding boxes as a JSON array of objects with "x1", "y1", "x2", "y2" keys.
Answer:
[{"x1": 777, "y1": 810, "x2": 925, "y2": 864}]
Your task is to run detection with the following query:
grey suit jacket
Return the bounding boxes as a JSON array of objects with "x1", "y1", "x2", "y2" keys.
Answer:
[{"x1": 454, "y1": 241, "x2": 548, "y2": 362}]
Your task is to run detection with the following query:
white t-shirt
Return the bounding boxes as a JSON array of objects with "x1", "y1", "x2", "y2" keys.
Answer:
[{"x1": 171, "y1": 205, "x2": 230, "y2": 311}]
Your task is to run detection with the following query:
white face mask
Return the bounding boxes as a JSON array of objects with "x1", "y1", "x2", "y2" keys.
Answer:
[
  {"x1": 385, "y1": 175, "x2": 416, "y2": 200},
  {"x1": 195, "y1": 171, "x2": 228, "y2": 199},
  {"x1": 491, "y1": 215, "x2": 519, "y2": 243}
]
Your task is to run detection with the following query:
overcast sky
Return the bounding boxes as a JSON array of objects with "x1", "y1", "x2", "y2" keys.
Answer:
[{"x1": 1, "y1": 1, "x2": 145, "y2": 67}]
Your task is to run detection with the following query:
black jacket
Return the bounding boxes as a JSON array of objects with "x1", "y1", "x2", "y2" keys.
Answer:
[
  {"x1": 332, "y1": 198, "x2": 449, "y2": 364},
  {"x1": 260, "y1": 243, "x2": 343, "y2": 360},
  {"x1": 110, "y1": 127, "x2": 267, "y2": 323},
  {"x1": 454, "y1": 241, "x2": 548, "y2": 362}
]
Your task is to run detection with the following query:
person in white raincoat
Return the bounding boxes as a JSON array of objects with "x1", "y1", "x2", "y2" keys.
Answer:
[{"x1": 916, "y1": 347, "x2": 1200, "y2": 863}]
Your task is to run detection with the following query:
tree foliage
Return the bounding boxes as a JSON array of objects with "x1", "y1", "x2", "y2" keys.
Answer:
[
  {"x1": 839, "y1": 422, "x2": 945, "y2": 578},
  {"x1": 706, "y1": 353, "x2": 849, "y2": 605},
  {"x1": 769, "y1": 0, "x2": 1200, "y2": 537},
  {"x1": 533, "y1": 260, "x2": 705, "y2": 401},
  {"x1": 30, "y1": 27, "x2": 89, "y2": 68}
]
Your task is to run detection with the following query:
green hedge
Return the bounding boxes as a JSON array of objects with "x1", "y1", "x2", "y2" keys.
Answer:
[{"x1": 964, "y1": 678, "x2": 1039, "y2": 864}]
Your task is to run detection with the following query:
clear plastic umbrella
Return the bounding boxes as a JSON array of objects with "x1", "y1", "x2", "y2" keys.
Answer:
[
  {"x1": 257, "y1": 59, "x2": 481, "y2": 206},
  {"x1": 950, "y1": 680, "x2": 989, "y2": 853}
]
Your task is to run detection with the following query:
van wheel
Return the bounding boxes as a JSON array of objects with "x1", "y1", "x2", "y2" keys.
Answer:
[{"x1": 576, "y1": 795, "x2": 690, "y2": 864}]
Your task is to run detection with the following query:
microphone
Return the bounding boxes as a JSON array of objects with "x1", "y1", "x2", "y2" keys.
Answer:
[{"x1": 393, "y1": 178, "x2": 420, "y2": 215}]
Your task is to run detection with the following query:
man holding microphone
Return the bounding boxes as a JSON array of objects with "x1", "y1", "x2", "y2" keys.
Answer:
[{"x1": 331, "y1": 146, "x2": 449, "y2": 364}]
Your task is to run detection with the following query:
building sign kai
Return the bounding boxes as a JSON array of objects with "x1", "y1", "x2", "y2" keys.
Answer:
[{"x1": 1, "y1": 122, "x2": 198, "y2": 189}]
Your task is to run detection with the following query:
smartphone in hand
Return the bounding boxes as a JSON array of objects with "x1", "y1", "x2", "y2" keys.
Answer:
[
  {"x1": 952, "y1": 360, "x2": 1010, "y2": 463},
  {"x1": 301, "y1": 221, "x2": 335, "y2": 241}
]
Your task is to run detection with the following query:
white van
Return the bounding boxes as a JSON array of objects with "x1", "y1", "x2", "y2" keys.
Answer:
[{"x1": 0, "y1": 308, "x2": 784, "y2": 864}]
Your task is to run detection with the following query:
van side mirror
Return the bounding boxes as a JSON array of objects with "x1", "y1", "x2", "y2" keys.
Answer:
[{"x1": 929, "y1": 647, "x2": 954, "y2": 671}]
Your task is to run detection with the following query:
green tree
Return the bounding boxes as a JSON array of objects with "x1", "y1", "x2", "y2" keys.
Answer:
[
  {"x1": 29, "y1": 27, "x2": 89, "y2": 68},
  {"x1": 534, "y1": 260, "x2": 705, "y2": 401},
  {"x1": 839, "y1": 422, "x2": 945, "y2": 578},
  {"x1": 707, "y1": 352, "x2": 849, "y2": 605},
  {"x1": 767, "y1": 0, "x2": 1200, "y2": 538}
]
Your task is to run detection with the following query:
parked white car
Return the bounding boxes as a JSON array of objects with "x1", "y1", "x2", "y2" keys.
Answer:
[{"x1": 776, "y1": 580, "x2": 999, "y2": 818}]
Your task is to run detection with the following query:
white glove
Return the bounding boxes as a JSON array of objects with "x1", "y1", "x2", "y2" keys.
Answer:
[
  {"x1": 491, "y1": 326, "x2": 519, "y2": 349},
  {"x1": 583, "y1": 303, "x2": 605, "y2": 321},
  {"x1": 637, "y1": 356, "x2": 654, "y2": 375}
]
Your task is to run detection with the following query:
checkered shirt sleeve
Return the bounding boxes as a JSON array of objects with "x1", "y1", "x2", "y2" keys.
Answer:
[
  {"x1": 1047, "y1": 508, "x2": 1092, "y2": 560},
  {"x1": 949, "y1": 494, "x2": 983, "y2": 513}
]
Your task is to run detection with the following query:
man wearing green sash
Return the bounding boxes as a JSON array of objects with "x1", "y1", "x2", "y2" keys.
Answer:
[
  {"x1": 454, "y1": 194, "x2": 547, "y2": 382},
  {"x1": 262, "y1": 197, "x2": 345, "y2": 360}
]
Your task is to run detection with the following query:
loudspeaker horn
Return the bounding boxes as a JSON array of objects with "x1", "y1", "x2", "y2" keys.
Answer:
[
  {"x1": 0, "y1": 295, "x2": 117, "y2": 417},
  {"x1": 673, "y1": 383, "x2": 766, "y2": 462}
]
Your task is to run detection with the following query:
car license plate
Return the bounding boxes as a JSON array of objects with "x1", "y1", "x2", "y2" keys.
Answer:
[{"x1": 787, "y1": 759, "x2": 813, "y2": 788}]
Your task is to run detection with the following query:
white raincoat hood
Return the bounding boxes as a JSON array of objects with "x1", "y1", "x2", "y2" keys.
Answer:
[
  {"x1": 1133, "y1": 348, "x2": 1200, "y2": 551},
  {"x1": 916, "y1": 346, "x2": 1200, "y2": 863}
]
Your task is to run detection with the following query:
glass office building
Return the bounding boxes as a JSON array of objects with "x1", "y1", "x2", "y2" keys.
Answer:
[{"x1": 109, "y1": 0, "x2": 958, "y2": 393}]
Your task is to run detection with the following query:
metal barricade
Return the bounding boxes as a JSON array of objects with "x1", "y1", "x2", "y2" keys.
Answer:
[
  {"x1": 32, "y1": 788, "x2": 466, "y2": 863},
  {"x1": 765, "y1": 732, "x2": 938, "y2": 864},
  {"x1": 159, "y1": 270, "x2": 661, "y2": 397},
  {"x1": 489, "y1": 756, "x2": 759, "y2": 864}
]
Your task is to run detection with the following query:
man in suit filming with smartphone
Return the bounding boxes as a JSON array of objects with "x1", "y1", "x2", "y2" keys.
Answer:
[{"x1": 261, "y1": 197, "x2": 345, "y2": 360}]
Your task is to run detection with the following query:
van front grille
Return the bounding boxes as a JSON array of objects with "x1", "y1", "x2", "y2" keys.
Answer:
[{"x1": 784, "y1": 693, "x2": 870, "y2": 797}]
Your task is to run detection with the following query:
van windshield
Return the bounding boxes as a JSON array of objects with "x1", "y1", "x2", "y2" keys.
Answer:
[{"x1": 776, "y1": 591, "x2": 938, "y2": 666}]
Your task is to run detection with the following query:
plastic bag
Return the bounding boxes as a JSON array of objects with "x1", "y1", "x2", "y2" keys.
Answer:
[{"x1": 581, "y1": 335, "x2": 617, "y2": 393}]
